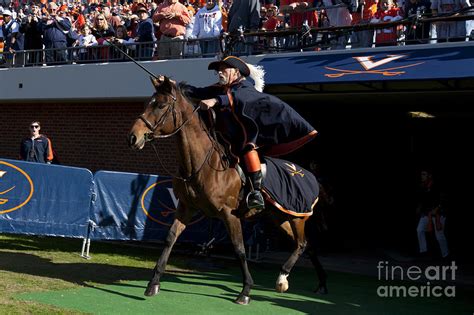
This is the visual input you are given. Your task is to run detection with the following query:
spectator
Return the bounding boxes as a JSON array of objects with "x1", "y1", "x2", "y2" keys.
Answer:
[
  {"x1": 279, "y1": 0, "x2": 319, "y2": 30},
  {"x1": 114, "y1": 24, "x2": 135, "y2": 46},
  {"x1": 92, "y1": 13, "x2": 115, "y2": 61},
  {"x1": 102, "y1": 4, "x2": 122, "y2": 30},
  {"x1": 184, "y1": 5, "x2": 200, "y2": 57},
  {"x1": 134, "y1": 6, "x2": 155, "y2": 60},
  {"x1": 431, "y1": 0, "x2": 470, "y2": 42},
  {"x1": 350, "y1": 0, "x2": 378, "y2": 48},
  {"x1": 261, "y1": 5, "x2": 281, "y2": 51},
  {"x1": 0, "y1": 14, "x2": 4, "y2": 65},
  {"x1": 370, "y1": 0, "x2": 402, "y2": 46},
  {"x1": 415, "y1": 169, "x2": 450, "y2": 259},
  {"x1": 322, "y1": 0, "x2": 353, "y2": 49},
  {"x1": 404, "y1": 0, "x2": 431, "y2": 44},
  {"x1": 150, "y1": 2, "x2": 159, "y2": 17},
  {"x1": 78, "y1": 24, "x2": 98, "y2": 62},
  {"x1": 19, "y1": 121, "x2": 54, "y2": 164},
  {"x1": 190, "y1": 0, "x2": 223, "y2": 57},
  {"x1": 227, "y1": 0, "x2": 260, "y2": 32},
  {"x1": 153, "y1": 0, "x2": 191, "y2": 59},
  {"x1": 220, "y1": 0, "x2": 230, "y2": 32},
  {"x1": 19, "y1": 4, "x2": 43, "y2": 66},
  {"x1": 2, "y1": 9, "x2": 24, "y2": 67},
  {"x1": 259, "y1": 6, "x2": 268, "y2": 28},
  {"x1": 92, "y1": 13, "x2": 115, "y2": 39},
  {"x1": 262, "y1": 5, "x2": 280, "y2": 31},
  {"x1": 38, "y1": 2, "x2": 71, "y2": 65}
]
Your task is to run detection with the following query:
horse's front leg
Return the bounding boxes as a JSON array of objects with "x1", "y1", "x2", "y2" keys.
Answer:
[
  {"x1": 220, "y1": 209, "x2": 254, "y2": 305},
  {"x1": 274, "y1": 216, "x2": 309, "y2": 293},
  {"x1": 145, "y1": 204, "x2": 192, "y2": 297}
]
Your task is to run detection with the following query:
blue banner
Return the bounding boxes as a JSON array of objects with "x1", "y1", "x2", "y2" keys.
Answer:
[
  {"x1": 90, "y1": 171, "x2": 211, "y2": 242},
  {"x1": 261, "y1": 44, "x2": 474, "y2": 84},
  {"x1": 0, "y1": 158, "x2": 93, "y2": 237}
]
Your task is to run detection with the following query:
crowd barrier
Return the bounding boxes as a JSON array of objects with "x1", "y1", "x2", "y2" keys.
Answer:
[
  {"x1": 0, "y1": 158, "x2": 257, "y2": 257},
  {"x1": 90, "y1": 170, "x2": 211, "y2": 243},
  {"x1": 0, "y1": 159, "x2": 93, "y2": 238}
]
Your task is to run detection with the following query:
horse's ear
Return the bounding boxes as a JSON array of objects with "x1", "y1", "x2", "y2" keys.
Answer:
[
  {"x1": 150, "y1": 75, "x2": 165, "y2": 90},
  {"x1": 160, "y1": 76, "x2": 174, "y2": 95}
]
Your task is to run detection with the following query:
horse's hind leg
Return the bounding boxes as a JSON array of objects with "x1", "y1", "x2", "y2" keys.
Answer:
[
  {"x1": 144, "y1": 204, "x2": 191, "y2": 297},
  {"x1": 220, "y1": 209, "x2": 254, "y2": 305},
  {"x1": 273, "y1": 215, "x2": 309, "y2": 293},
  {"x1": 306, "y1": 218, "x2": 328, "y2": 294}
]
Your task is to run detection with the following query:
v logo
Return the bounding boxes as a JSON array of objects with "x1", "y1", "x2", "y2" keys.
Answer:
[{"x1": 354, "y1": 55, "x2": 405, "y2": 70}]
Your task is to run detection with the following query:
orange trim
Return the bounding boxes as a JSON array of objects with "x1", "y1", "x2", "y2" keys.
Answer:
[
  {"x1": 46, "y1": 138, "x2": 54, "y2": 162},
  {"x1": 264, "y1": 130, "x2": 318, "y2": 157},
  {"x1": 243, "y1": 150, "x2": 261, "y2": 172},
  {"x1": 262, "y1": 189, "x2": 316, "y2": 217}
]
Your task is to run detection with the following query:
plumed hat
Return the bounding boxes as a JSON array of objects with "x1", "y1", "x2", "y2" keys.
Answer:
[{"x1": 208, "y1": 56, "x2": 266, "y2": 92}]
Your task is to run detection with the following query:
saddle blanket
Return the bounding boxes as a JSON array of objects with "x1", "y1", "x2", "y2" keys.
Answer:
[{"x1": 262, "y1": 157, "x2": 319, "y2": 217}]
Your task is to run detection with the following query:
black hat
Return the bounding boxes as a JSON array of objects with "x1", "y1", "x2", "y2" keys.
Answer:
[
  {"x1": 208, "y1": 56, "x2": 251, "y2": 77},
  {"x1": 137, "y1": 6, "x2": 147, "y2": 13}
]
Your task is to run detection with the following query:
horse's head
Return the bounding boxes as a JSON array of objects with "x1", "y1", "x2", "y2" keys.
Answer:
[{"x1": 128, "y1": 75, "x2": 180, "y2": 150}]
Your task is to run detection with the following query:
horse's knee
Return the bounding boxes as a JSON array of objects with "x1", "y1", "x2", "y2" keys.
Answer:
[{"x1": 297, "y1": 241, "x2": 308, "y2": 253}]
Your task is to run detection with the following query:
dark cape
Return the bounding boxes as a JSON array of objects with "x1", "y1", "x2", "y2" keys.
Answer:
[{"x1": 183, "y1": 80, "x2": 316, "y2": 156}]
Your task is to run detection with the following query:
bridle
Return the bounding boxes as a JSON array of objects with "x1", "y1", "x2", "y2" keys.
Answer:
[
  {"x1": 139, "y1": 96, "x2": 201, "y2": 141},
  {"x1": 137, "y1": 91, "x2": 213, "y2": 182}
]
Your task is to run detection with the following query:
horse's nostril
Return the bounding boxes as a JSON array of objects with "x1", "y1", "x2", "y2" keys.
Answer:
[{"x1": 128, "y1": 134, "x2": 137, "y2": 146}]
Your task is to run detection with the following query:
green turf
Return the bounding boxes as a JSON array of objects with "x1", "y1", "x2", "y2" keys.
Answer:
[{"x1": 18, "y1": 264, "x2": 474, "y2": 315}]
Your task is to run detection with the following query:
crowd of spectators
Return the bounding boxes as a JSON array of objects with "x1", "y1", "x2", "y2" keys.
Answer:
[{"x1": 0, "y1": 0, "x2": 473, "y2": 67}]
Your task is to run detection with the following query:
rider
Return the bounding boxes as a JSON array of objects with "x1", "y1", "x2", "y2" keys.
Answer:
[{"x1": 184, "y1": 56, "x2": 317, "y2": 215}]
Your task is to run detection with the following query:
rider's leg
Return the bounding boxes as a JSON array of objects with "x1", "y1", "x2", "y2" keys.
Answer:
[{"x1": 243, "y1": 149, "x2": 265, "y2": 211}]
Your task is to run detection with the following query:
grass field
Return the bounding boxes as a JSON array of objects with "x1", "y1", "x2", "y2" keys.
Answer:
[{"x1": 1, "y1": 234, "x2": 473, "y2": 314}]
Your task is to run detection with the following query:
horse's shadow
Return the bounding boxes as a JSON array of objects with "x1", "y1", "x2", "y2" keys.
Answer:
[
  {"x1": 0, "y1": 249, "x2": 346, "y2": 313},
  {"x1": 0, "y1": 249, "x2": 246, "y2": 301}
]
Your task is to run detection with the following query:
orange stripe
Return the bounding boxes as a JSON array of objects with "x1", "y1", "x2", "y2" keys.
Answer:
[
  {"x1": 262, "y1": 189, "x2": 315, "y2": 217},
  {"x1": 46, "y1": 138, "x2": 54, "y2": 162},
  {"x1": 264, "y1": 130, "x2": 318, "y2": 157}
]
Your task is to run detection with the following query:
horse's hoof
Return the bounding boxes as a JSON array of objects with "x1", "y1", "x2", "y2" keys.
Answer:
[
  {"x1": 314, "y1": 285, "x2": 328, "y2": 295},
  {"x1": 276, "y1": 273, "x2": 289, "y2": 293},
  {"x1": 276, "y1": 281, "x2": 289, "y2": 293},
  {"x1": 234, "y1": 294, "x2": 251, "y2": 305},
  {"x1": 144, "y1": 284, "x2": 160, "y2": 297}
]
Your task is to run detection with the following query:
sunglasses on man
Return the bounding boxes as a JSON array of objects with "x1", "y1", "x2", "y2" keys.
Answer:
[{"x1": 30, "y1": 125, "x2": 40, "y2": 129}]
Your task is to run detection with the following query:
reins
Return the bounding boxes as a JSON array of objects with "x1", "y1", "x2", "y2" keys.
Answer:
[{"x1": 141, "y1": 92, "x2": 224, "y2": 182}]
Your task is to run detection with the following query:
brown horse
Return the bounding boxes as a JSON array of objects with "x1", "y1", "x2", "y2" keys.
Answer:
[{"x1": 127, "y1": 76, "x2": 327, "y2": 305}]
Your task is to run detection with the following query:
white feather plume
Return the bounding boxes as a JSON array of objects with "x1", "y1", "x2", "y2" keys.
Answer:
[{"x1": 247, "y1": 63, "x2": 266, "y2": 92}]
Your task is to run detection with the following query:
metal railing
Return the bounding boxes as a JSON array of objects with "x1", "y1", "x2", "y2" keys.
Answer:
[{"x1": 1, "y1": 12, "x2": 473, "y2": 68}]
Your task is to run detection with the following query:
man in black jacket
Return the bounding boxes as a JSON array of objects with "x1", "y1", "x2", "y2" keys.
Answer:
[
  {"x1": 184, "y1": 56, "x2": 317, "y2": 215},
  {"x1": 20, "y1": 121, "x2": 54, "y2": 164},
  {"x1": 20, "y1": 4, "x2": 43, "y2": 66}
]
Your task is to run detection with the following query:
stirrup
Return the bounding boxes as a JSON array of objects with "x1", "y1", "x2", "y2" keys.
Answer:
[{"x1": 246, "y1": 190, "x2": 265, "y2": 210}]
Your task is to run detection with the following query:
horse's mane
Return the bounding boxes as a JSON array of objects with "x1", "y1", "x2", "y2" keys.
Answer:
[
  {"x1": 176, "y1": 81, "x2": 196, "y2": 106},
  {"x1": 175, "y1": 81, "x2": 236, "y2": 167}
]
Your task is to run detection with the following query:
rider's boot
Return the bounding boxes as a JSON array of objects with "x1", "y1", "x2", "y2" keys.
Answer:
[
  {"x1": 242, "y1": 149, "x2": 265, "y2": 216},
  {"x1": 246, "y1": 170, "x2": 265, "y2": 211}
]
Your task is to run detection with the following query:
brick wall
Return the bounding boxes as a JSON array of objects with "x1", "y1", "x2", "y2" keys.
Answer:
[{"x1": 0, "y1": 101, "x2": 177, "y2": 174}]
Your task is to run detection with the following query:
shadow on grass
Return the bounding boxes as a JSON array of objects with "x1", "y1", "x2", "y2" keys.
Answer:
[
  {"x1": 0, "y1": 249, "x2": 340, "y2": 313},
  {"x1": 0, "y1": 234, "x2": 164, "y2": 257},
  {"x1": 3, "y1": 235, "x2": 474, "y2": 314}
]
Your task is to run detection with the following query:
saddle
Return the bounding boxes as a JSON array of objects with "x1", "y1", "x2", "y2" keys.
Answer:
[{"x1": 202, "y1": 109, "x2": 319, "y2": 218}]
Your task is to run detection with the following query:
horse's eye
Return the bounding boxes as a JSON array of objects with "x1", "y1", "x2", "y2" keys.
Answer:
[{"x1": 157, "y1": 102, "x2": 168, "y2": 109}]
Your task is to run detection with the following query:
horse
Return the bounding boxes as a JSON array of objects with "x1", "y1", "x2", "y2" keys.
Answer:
[{"x1": 127, "y1": 76, "x2": 328, "y2": 305}]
